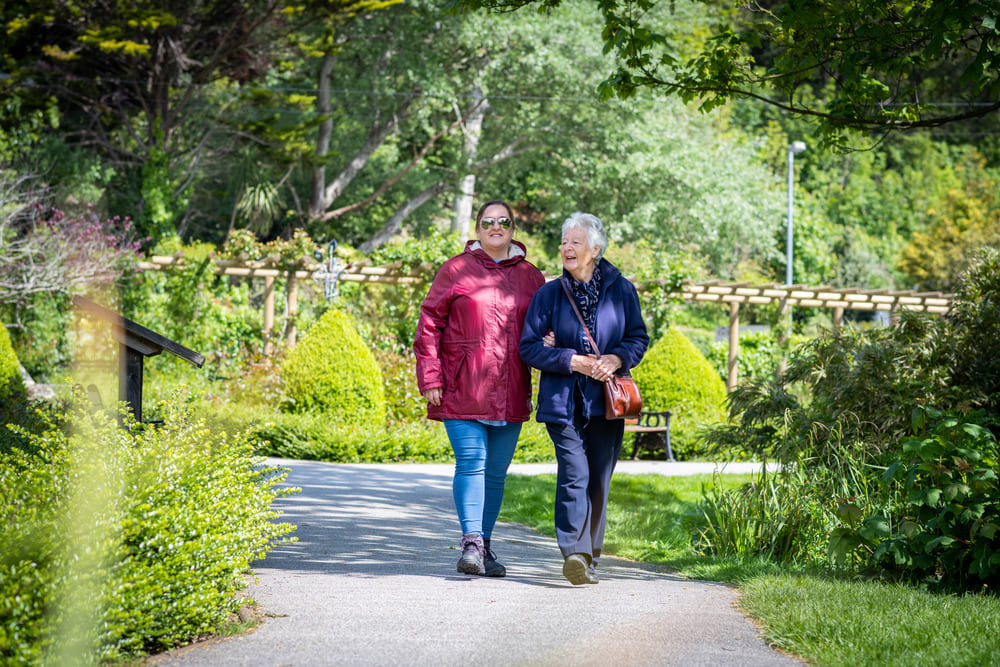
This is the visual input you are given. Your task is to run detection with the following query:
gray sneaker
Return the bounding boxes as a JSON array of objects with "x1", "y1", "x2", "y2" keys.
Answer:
[
  {"x1": 457, "y1": 533, "x2": 485, "y2": 575},
  {"x1": 483, "y1": 539, "x2": 506, "y2": 577}
]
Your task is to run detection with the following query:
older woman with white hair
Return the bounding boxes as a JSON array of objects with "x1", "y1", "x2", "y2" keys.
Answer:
[{"x1": 519, "y1": 212, "x2": 649, "y2": 585}]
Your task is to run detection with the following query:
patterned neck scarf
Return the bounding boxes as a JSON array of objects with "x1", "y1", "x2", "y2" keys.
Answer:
[{"x1": 569, "y1": 266, "x2": 602, "y2": 353}]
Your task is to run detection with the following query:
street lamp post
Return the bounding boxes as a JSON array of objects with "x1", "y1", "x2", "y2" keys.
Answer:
[{"x1": 786, "y1": 141, "x2": 806, "y2": 286}]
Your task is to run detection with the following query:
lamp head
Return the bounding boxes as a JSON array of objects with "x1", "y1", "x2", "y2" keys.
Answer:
[{"x1": 790, "y1": 141, "x2": 806, "y2": 154}]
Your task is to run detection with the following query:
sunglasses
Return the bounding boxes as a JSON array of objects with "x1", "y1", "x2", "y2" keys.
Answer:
[{"x1": 480, "y1": 216, "x2": 512, "y2": 230}]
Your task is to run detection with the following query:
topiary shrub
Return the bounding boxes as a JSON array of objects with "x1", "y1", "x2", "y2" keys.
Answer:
[
  {"x1": 632, "y1": 327, "x2": 728, "y2": 459},
  {"x1": 0, "y1": 323, "x2": 25, "y2": 402},
  {"x1": 280, "y1": 307, "x2": 387, "y2": 426}
]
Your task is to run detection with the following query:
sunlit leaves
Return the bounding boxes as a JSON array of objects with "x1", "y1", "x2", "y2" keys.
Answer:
[{"x1": 456, "y1": 0, "x2": 1000, "y2": 140}]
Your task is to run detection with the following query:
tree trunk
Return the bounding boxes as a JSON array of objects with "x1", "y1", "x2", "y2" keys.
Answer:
[{"x1": 451, "y1": 87, "x2": 489, "y2": 236}]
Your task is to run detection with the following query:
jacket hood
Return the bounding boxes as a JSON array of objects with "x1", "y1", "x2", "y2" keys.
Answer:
[{"x1": 466, "y1": 239, "x2": 528, "y2": 265}]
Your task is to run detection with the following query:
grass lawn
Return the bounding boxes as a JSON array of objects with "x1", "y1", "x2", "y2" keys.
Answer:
[{"x1": 500, "y1": 473, "x2": 1000, "y2": 667}]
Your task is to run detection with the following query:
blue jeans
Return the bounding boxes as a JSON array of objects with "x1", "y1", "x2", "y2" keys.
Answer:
[{"x1": 443, "y1": 419, "x2": 522, "y2": 538}]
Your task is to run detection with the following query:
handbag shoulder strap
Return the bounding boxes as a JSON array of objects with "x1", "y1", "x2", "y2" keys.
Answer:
[{"x1": 560, "y1": 277, "x2": 601, "y2": 356}]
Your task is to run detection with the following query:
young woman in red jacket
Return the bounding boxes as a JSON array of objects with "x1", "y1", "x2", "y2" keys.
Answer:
[{"x1": 414, "y1": 200, "x2": 545, "y2": 577}]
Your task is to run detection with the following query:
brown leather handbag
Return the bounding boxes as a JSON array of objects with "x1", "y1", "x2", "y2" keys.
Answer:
[{"x1": 560, "y1": 278, "x2": 643, "y2": 420}]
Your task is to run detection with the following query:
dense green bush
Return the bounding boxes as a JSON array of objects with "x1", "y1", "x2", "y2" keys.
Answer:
[
  {"x1": 829, "y1": 407, "x2": 1000, "y2": 591},
  {"x1": 701, "y1": 249, "x2": 1000, "y2": 589},
  {"x1": 280, "y1": 307, "x2": 387, "y2": 425},
  {"x1": 631, "y1": 327, "x2": 728, "y2": 459},
  {"x1": 0, "y1": 322, "x2": 24, "y2": 401},
  {"x1": 0, "y1": 395, "x2": 295, "y2": 663},
  {"x1": 370, "y1": 344, "x2": 425, "y2": 424},
  {"x1": 943, "y1": 248, "x2": 1000, "y2": 416}
]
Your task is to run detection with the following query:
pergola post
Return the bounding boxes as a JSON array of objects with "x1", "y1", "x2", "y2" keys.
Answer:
[
  {"x1": 727, "y1": 302, "x2": 739, "y2": 392},
  {"x1": 833, "y1": 307, "x2": 844, "y2": 331},
  {"x1": 263, "y1": 275, "x2": 275, "y2": 356},
  {"x1": 285, "y1": 270, "x2": 299, "y2": 348}
]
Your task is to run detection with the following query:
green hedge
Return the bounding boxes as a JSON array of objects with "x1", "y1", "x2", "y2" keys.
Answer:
[
  {"x1": 203, "y1": 405, "x2": 556, "y2": 464},
  {"x1": 632, "y1": 327, "x2": 728, "y2": 459},
  {"x1": 0, "y1": 395, "x2": 295, "y2": 663}
]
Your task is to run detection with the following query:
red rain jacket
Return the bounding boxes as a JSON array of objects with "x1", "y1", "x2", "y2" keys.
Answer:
[{"x1": 414, "y1": 240, "x2": 545, "y2": 422}]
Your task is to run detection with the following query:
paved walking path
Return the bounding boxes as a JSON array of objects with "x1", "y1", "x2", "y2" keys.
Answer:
[{"x1": 153, "y1": 459, "x2": 802, "y2": 666}]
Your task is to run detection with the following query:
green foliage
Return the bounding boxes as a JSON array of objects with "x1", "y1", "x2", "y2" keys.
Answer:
[
  {"x1": 0, "y1": 394, "x2": 295, "y2": 663},
  {"x1": 706, "y1": 329, "x2": 812, "y2": 388},
  {"x1": 695, "y1": 465, "x2": 833, "y2": 564},
  {"x1": 3, "y1": 296, "x2": 73, "y2": 382},
  {"x1": 0, "y1": 323, "x2": 24, "y2": 401},
  {"x1": 121, "y1": 237, "x2": 266, "y2": 382},
  {"x1": 219, "y1": 228, "x2": 320, "y2": 267},
  {"x1": 139, "y1": 132, "x2": 186, "y2": 244},
  {"x1": 210, "y1": 407, "x2": 554, "y2": 463},
  {"x1": 701, "y1": 247, "x2": 1000, "y2": 588},
  {"x1": 605, "y1": 240, "x2": 692, "y2": 345},
  {"x1": 945, "y1": 248, "x2": 1000, "y2": 416},
  {"x1": 829, "y1": 407, "x2": 1000, "y2": 591},
  {"x1": 280, "y1": 307, "x2": 387, "y2": 425},
  {"x1": 370, "y1": 345, "x2": 425, "y2": 424},
  {"x1": 631, "y1": 327, "x2": 727, "y2": 458},
  {"x1": 612, "y1": 0, "x2": 997, "y2": 142},
  {"x1": 897, "y1": 159, "x2": 1000, "y2": 291}
]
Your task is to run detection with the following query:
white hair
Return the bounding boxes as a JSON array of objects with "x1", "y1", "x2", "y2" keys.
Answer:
[{"x1": 562, "y1": 212, "x2": 607, "y2": 262}]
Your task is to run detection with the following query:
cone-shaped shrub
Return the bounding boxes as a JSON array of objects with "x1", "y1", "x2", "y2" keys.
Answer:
[
  {"x1": 632, "y1": 327, "x2": 727, "y2": 458},
  {"x1": 280, "y1": 308, "x2": 386, "y2": 426}
]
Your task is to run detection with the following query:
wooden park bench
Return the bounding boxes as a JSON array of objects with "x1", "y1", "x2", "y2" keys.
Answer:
[{"x1": 624, "y1": 410, "x2": 675, "y2": 461}]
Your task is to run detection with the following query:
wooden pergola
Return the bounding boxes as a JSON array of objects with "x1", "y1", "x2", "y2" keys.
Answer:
[
  {"x1": 137, "y1": 254, "x2": 955, "y2": 392},
  {"x1": 137, "y1": 254, "x2": 429, "y2": 354},
  {"x1": 661, "y1": 280, "x2": 954, "y2": 390}
]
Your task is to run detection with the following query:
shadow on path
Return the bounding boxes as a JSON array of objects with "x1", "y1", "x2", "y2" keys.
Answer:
[{"x1": 154, "y1": 459, "x2": 803, "y2": 666}]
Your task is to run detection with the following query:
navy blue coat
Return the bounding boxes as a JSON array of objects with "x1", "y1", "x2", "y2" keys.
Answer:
[{"x1": 519, "y1": 259, "x2": 649, "y2": 424}]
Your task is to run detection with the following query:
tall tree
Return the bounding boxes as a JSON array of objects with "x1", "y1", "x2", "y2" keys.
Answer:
[{"x1": 0, "y1": 0, "x2": 383, "y2": 242}]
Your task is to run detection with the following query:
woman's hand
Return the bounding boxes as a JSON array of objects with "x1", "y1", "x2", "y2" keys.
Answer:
[
  {"x1": 542, "y1": 330, "x2": 555, "y2": 347},
  {"x1": 423, "y1": 387, "x2": 443, "y2": 406},
  {"x1": 570, "y1": 354, "x2": 622, "y2": 382}
]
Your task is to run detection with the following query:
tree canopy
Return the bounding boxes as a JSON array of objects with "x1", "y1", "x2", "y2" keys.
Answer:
[{"x1": 452, "y1": 0, "x2": 1000, "y2": 144}]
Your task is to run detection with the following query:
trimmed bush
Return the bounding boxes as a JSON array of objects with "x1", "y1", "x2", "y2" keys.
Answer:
[
  {"x1": 632, "y1": 327, "x2": 728, "y2": 459},
  {"x1": 0, "y1": 323, "x2": 25, "y2": 401},
  {"x1": 280, "y1": 308, "x2": 387, "y2": 426},
  {"x1": 370, "y1": 345, "x2": 425, "y2": 424}
]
